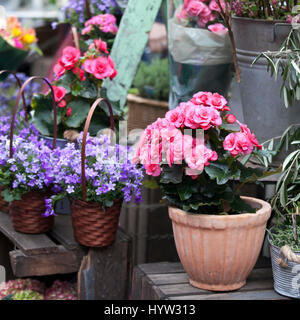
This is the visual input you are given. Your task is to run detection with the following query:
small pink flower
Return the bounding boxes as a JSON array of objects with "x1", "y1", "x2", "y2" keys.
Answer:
[
  {"x1": 165, "y1": 107, "x2": 185, "y2": 128},
  {"x1": 60, "y1": 46, "x2": 80, "y2": 70},
  {"x1": 94, "y1": 38, "x2": 108, "y2": 53},
  {"x1": 226, "y1": 114, "x2": 236, "y2": 124},
  {"x1": 52, "y1": 85, "x2": 66, "y2": 103},
  {"x1": 67, "y1": 107, "x2": 72, "y2": 116},
  {"x1": 53, "y1": 63, "x2": 65, "y2": 80},
  {"x1": 208, "y1": 23, "x2": 228, "y2": 35},
  {"x1": 144, "y1": 164, "x2": 161, "y2": 176},
  {"x1": 186, "y1": 1, "x2": 207, "y2": 17},
  {"x1": 209, "y1": 92, "x2": 228, "y2": 110}
]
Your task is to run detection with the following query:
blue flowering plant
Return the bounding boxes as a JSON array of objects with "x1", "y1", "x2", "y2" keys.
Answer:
[
  {"x1": 0, "y1": 135, "x2": 59, "y2": 211},
  {"x1": 44, "y1": 133, "x2": 144, "y2": 216},
  {"x1": 0, "y1": 72, "x2": 40, "y2": 117}
]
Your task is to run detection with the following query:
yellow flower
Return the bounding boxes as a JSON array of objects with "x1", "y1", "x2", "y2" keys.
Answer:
[
  {"x1": 22, "y1": 33, "x2": 35, "y2": 45},
  {"x1": 12, "y1": 28, "x2": 22, "y2": 37}
]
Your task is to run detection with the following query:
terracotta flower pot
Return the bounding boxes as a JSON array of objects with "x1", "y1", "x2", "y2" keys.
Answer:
[{"x1": 169, "y1": 196, "x2": 271, "y2": 291}]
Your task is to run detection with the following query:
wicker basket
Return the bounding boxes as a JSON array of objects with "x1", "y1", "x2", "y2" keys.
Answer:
[
  {"x1": 127, "y1": 94, "x2": 169, "y2": 132},
  {"x1": 71, "y1": 199, "x2": 122, "y2": 247},
  {"x1": 70, "y1": 97, "x2": 122, "y2": 248},
  {"x1": 7, "y1": 75, "x2": 58, "y2": 234},
  {"x1": 10, "y1": 191, "x2": 54, "y2": 234},
  {"x1": 0, "y1": 186, "x2": 9, "y2": 214}
]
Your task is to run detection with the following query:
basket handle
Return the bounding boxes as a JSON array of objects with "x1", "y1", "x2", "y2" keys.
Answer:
[
  {"x1": 10, "y1": 76, "x2": 58, "y2": 158},
  {"x1": 0, "y1": 70, "x2": 28, "y2": 121},
  {"x1": 81, "y1": 97, "x2": 115, "y2": 202},
  {"x1": 85, "y1": 0, "x2": 92, "y2": 19}
]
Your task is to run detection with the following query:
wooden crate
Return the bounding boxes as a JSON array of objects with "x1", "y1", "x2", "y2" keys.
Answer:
[{"x1": 131, "y1": 262, "x2": 289, "y2": 300}]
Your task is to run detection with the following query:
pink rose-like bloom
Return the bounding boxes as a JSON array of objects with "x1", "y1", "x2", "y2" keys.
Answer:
[
  {"x1": 53, "y1": 63, "x2": 65, "y2": 80},
  {"x1": 186, "y1": 1, "x2": 206, "y2": 17},
  {"x1": 94, "y1": 39, "x2": 108, "y2": 54},
  {"x1": 223, "y1": 133, "x2": 238, "y2": 155},
  {"x1": 83, "y1": 14, "x2": 118, "y2": 35},
  {"x1": 208, "y1": 23, "x2": 228, "y2": 36},
  {"x1": 52, "y1": 85, "x2": 66, "y2": 103},
  {"x1": 191, "y1": 91, "x2": 212, "y2": 106},
  {"x1": 60, "y1": 46, "x2": 80, "y2": 70},
  {"x1": 209, "y1": 92, "x2": 228, "y2": 110},
  {"x1": 144, "y1": 164, "x2": 161, "y2": 177},
  {"x1": 165, "y1": 106, "x2": 185, "y2": 128},
  {"x1": 238, "y1": 122, "x2": 262, "y2": 149},
  {"x1": 83, "y1": 56, "x2": 117, "y2": 80}
]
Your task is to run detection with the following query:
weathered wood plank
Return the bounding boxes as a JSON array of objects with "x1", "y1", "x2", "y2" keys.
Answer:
[
  {"x1": 156, "y1": 278, "x2": 274, "y2": 298},
  {"x1": 50, "y1": 215, "x2": 81, "y2": 251},
  {"x1": 168, "y1": 290, "x2": 288, "y2": 300},
  {"x1": 138, "y1": 262, "x2": 184, "y2": 275},
  {"x1": 148, "y1": 273, "x2": 189, "y2": 286},
  {"x1": 0, "y1": 211, "x2": 59, "y2": 255},
  {"x1": 78, "y1": 228, "x2": 132, "y2": 300},
  {"x1": 103, "y1": 0, "x2": 163, "y2": 108},
  {"x1": 9, "y1": 246, "x2": 82, "y2": 277}
]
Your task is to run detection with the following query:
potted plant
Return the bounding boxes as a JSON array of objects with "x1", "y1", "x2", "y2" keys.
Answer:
[
  {"x1": 224, "y1": 0, "x2": 300, "y2": 144},
  {"x1": 0, "y1": 15, "x2": 41, "y2": 79},
  {"x1": 133, "y1": 90, "x2": 277, "y2": 291},
  {"x1": 31, "y1": 37, "x2": 124, "y2": 145},
  {"x1": 127, "y1": 58, "x2": 170, "y2": 132},
  {"x1": 0, "y1": 134, "x2": 58, "y2": 233},
  {"x1": 167, "y1": 0, "x2": 234, "y2": 109},
  {"x1": 268, "y1": 125, "x2": 300, "y2": 298},
  {"x1": 45, "y1": 98, "x2": 144, "y2": 247}
]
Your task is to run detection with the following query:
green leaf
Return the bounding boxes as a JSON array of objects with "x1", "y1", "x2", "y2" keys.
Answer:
[
  {"x1": 78, "y1": 79, "x2": 98, "y2": 99},
  {"x1": 230, "y1": 196, "x2": 256, "y2": 214},
  {"x1": 32, "y1": 94, "x2": 56, "y2": 136},
  {"x1": 160, "y1": 166, "x2": 183, "y2": 184},
  {"x1": 176, "y1": 184, "x2": 192, "y2": 201},
  {"x1": 65, "y1": 99, "x2": 91, "y2": 128},
  {"x1": 55, "y1": 72, "x2": 75, "y2": 94},
  {"x1": 2, "y1": 189, "x2": 15, "y2": 202},
  {"x1": 205, "y1": 163, "x2": 240, "y2": 185}
]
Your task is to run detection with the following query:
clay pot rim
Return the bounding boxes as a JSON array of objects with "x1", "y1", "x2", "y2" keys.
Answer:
[{"x1": 169, "y1": 196, "x2": 271, "y2": 229}]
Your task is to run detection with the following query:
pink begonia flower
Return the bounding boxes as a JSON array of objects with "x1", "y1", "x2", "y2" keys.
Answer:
[
  {"x1": 82, "y1": 26, "x2": 92, "y2": 35},
  {"x1": 238, "y1": 121, "x2": 262, "y2": 149},
  {"x1": 52, "y1": 85, "x2": 66, "y2": 103},
  {"x1": 186, "y1": 1, "x2": 207, "y2": 17},
  {"x1": 67, "y1": 107, "x2": 72, "y2": 116},
  {"x1": 72, "y1": 67, "x2": 86, "y2": 81},
  {"x1": 191, "y1": 91, "x2": 212, "y2": 106},
  {"x1": 208, "y1": 23, "x2": 228, "y2": 36},
  {"x1": 165, "y1": 106, "x2": 185, "y2": 128},
  {"x1": 94, "y1": 39, "x2": 108, "y2": 54},
  {"x1": 53, "y1": 63, "x2": 65, "y2": 80},
  {"x1": 144, "y1": 164, "x2": 161, "y2": 177},
  {"x1": 82, "y1": 58, "x2": 94, "y2": 74},
  {"x1": 59, "y1": 46, "x2": 80, "y2": 70},
  {"x1": 226, "y1": 114, "x2": 237, "y2": 124},
  {"x1": 83, "y1": 56, "x2": 117, "y2": 80},
  {"x1": 223, "y1": 133, "x2": 239, "y2": 156},
  {"x1": 209, "y1": 0, "x2": 228, "y2": 12},
  {"x1": 83, "y1": 14, "x2": 118, "y2": 35},
  {"x1": 209, "y1": 92, "x2": 228, "y2": 110}
]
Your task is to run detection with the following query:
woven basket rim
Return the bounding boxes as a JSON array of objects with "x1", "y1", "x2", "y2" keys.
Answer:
[{"x1": 127, "y1": 93, "x2": 169, "y2": 108}]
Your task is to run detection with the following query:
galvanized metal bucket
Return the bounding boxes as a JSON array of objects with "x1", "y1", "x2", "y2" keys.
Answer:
[
  {"x1": 232, "y1": 17, "x2": 300, "y2": 150},
  {"x1": 269, "y1": 235, "x2": 300, "y2": 299}
]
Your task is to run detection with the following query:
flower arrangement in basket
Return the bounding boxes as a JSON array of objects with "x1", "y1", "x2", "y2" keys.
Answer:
[
  {"x1": 133, "y1": 90, "x2": 277, "y2": 291},
  {"x1": 0, "y1": 77, "x2": 60, "y2": 234},
  {"x1": 31, "y1": 36, "x2": 123, "y2": 139},
  {"x1": 0, "y1": 16, "x2": 41, "y2": 76},
  {"x1": 45, "y1": 98, "x2": 144, "y2": 247}
]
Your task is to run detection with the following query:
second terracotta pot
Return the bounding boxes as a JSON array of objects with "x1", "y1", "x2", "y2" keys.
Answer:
[{"x1": 169, "y1": 196, "x2": 271, "y2": 291}]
